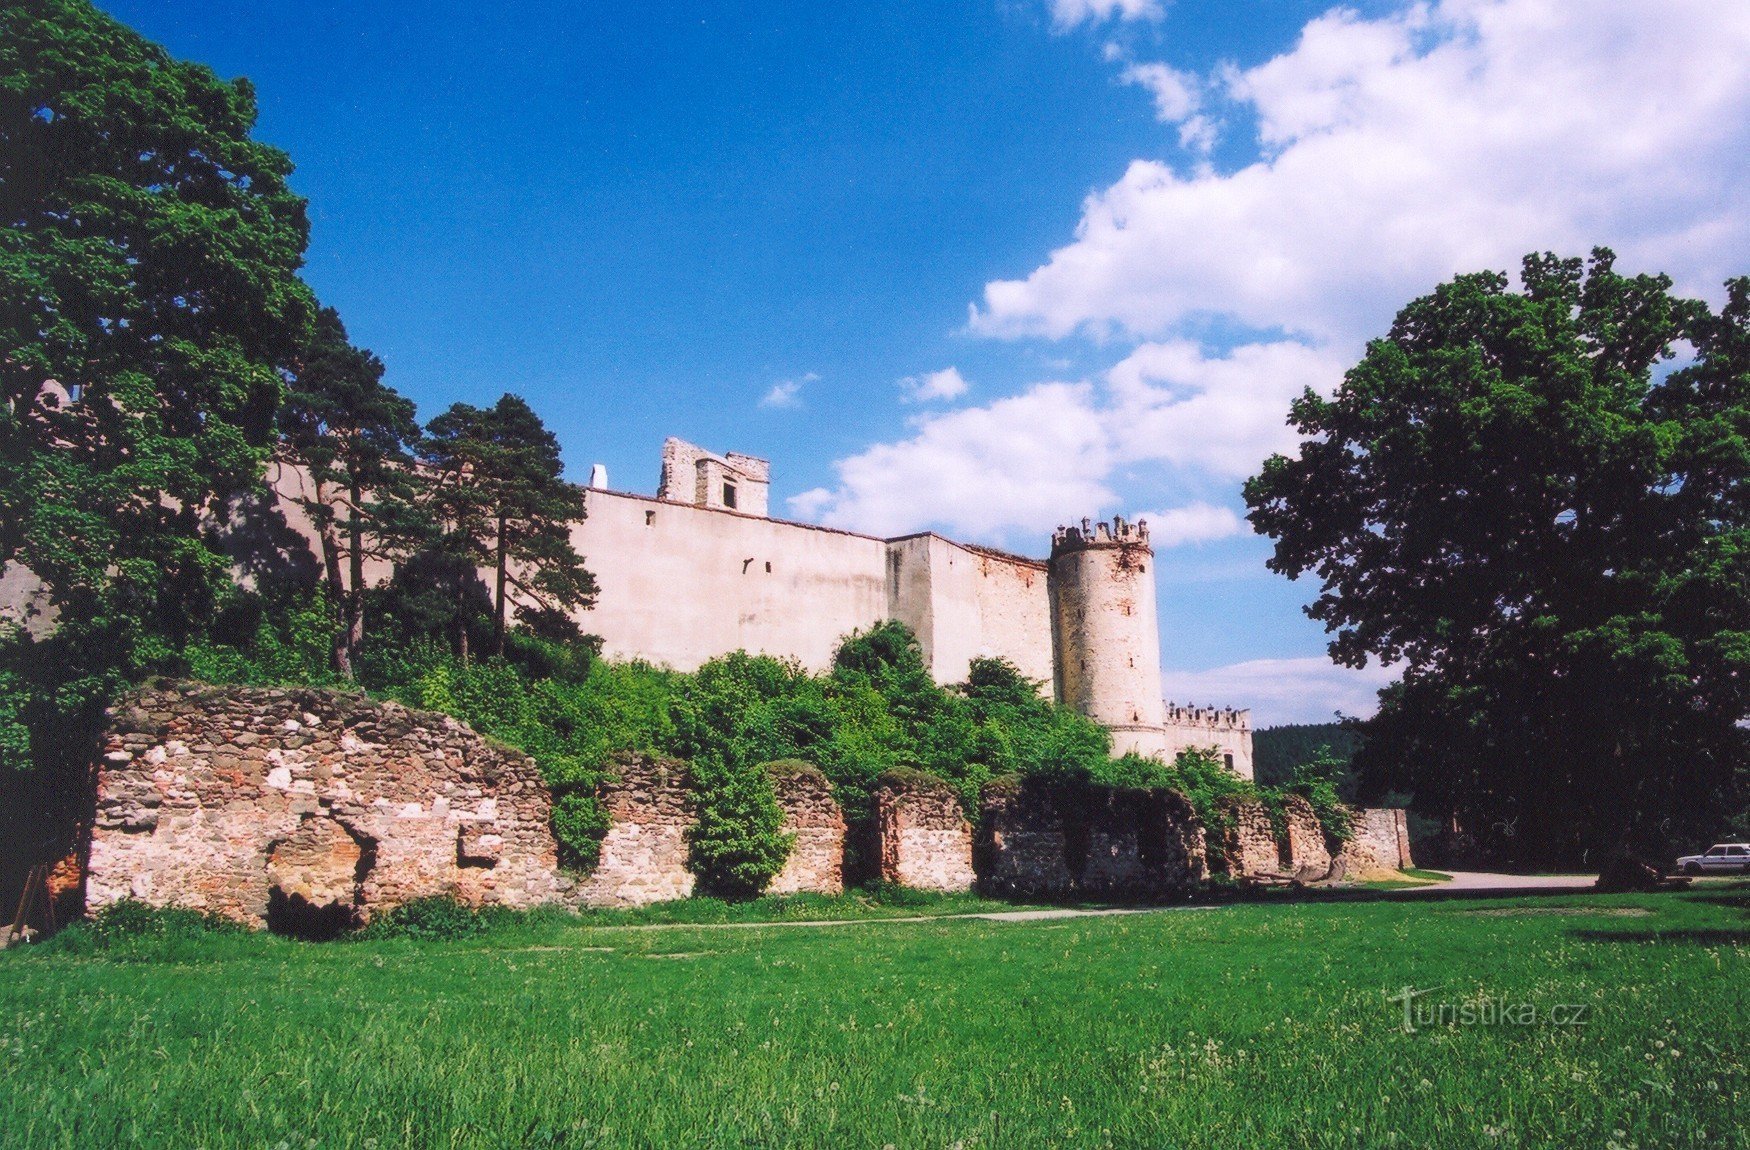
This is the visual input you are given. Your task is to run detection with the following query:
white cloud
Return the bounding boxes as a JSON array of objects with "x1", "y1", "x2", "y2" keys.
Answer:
[
  {"x1": 975, "y1": 0, "x2": 1750, "y2": 344},
  {"x1": 759, "y1": 372, "x2": 818, "y2": 409},
  {"x1": 1159, "y1": 657, "x2": 1399, "y2": 726},
  {"x1": 1120, "y1": 61, "x2": 1200, "y2": 123},
  {"x1": 787, "y1": 382, "x2": 1113, "y2": 538},
  {"x1": 1137, "y1": 502, "x2": 1245, "y2": 548},
  {"x1": 900, "y1": 366, "x2": 971, "y2": 403},
  {"x1": 1050, "y1": 0, "x2": 1163, "y2": 30},
  {"x1": 793, "y1": 337, "x2": 1338, "y2": 538},
  {"x1": 1106, "y1": 338, "x2": 1344, "y2": 478}
]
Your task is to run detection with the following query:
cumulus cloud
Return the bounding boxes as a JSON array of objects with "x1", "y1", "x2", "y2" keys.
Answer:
[
  {"x1": 1049, "y1": 0, "x2": 1163, "y2": 30},
  {"x1": 759, "y1": 372, "x2": 818, "y2": 409},
  {"x1": 1137, "y1": 502, "x2": 1245, "y2": 548},
  {"x1": 975, "y1": 0, "x2": 1750, "y2": 344},
  {"x1": 787, "y1": 382, "x2": 1113, "y2": 538},
  {"x1": 1158, "y1": 657, "x2": 1399, "y2": 726},
  {"x1": 793, "y1": 337, "x2": 1338, "y2": 537},
  {"x1": 900, "y1": 366, "x2": 971, "y2": 403},
  {"x1": 1119, "y1": 61, "x2": 1201, "y2": 123}
]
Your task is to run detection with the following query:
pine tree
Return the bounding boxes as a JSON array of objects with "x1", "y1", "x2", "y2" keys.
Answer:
[
  {"x1": 278, "y1": 307, "x2": 426, "y2": 677},
  {"x1": 419, "y1": 395, "x2": 595, "y2": 660}
]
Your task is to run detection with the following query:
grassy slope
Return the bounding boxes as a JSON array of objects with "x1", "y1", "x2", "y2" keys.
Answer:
[{"x1": 3, "y1": 889, "x2": 1747, "y2": 1148}]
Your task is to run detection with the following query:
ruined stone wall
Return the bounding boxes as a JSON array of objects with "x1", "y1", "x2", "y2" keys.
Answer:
[
  {"x1": 1213, "y1": 798, "x2": 1283, "y2": 877},
  {"x1": 574, "y1": 755, "x2": 696, "y2": 907},
  {"x1": 976, "y1": 779, "x2": 1075, "y2": 896},
  {"x1": 978, "y1": 779, "x2": 1206, "y2": 898},
  {"x1": 87, "y1": 684, "x2": 569, "y2": 928},
  {"x1": 1339, "y1": 807, "x2": 1415, "y2": 876},
  {"x1": 874, "y1": 774, "x2": 975, "y2": 893},
  {"x1": 1281, "y1": 795, "x2": 1332, "y2": 877},
  {"x1": 766, "y1": 763, "x2": 845, "y2": 896}
]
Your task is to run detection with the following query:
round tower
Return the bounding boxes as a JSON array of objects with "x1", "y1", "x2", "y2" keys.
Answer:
[{"x1": 1049, "y1": 516, "x2": 1168, "y2": 757}]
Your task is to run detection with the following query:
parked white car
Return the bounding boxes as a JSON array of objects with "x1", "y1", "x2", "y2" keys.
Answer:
[{"x1": 1675, "y1": 843, "x2": 1750, "y2": 875}]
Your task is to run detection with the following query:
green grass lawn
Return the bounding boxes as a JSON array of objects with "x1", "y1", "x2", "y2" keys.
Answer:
[{"x1": 3, "y1": 887, "x2": 1747, "y2": 1149}]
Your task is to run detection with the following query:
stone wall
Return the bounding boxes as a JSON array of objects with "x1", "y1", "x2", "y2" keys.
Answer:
[
  {"x1": 976, "y1": 779, "x2": 1075, "y2": 896},
  {"x1": 1339, "y1": 807, "x2": 1416, "y2": 877},
  {"x1": 766, "y1": 762, "x2": 845, "y2": 896},
  {"x1": 574, "y1": 755, "x2": 696, "y2": 907},
  {"x1": 1213, "y1": 798, "x2": 1283, "y2": 877},
  {"x1": 977, "y1": 779, "x2": 1206, "y2": 898},
  {"x1": 1281, "y1": 796, "x2": 1333, "y2": 877},
  {"x1": 87, "y1": 684, "x2": 568, "y2": 930},
  {"x1": 874, "y1": 773, "x2": 975, "y2": 893}
]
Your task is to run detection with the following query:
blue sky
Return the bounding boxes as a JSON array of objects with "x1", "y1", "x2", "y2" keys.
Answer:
[{"x1": 103, "y1": 1, "x2": 1750, "y2": 722}]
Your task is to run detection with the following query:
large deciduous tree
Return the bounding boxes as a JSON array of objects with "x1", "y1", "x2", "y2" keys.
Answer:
[
  {"x1": 0, "y1": 0, "x2": 314, "y2": 757},
  {"x1": 278, "y1": 307, "x2": 424, "y2": 678},
  {"x1": 1245, "y1": 250, "x2": 1750, "y2": 867},
  {"x1": 419, "y1": 394, "x2": 595, "y2": 661}
]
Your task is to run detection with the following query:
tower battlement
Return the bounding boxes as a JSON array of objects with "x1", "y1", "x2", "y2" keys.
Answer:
[
  {"x1": 1162, "y1": 703, "x2": 1251, "y2": 731},
  {"x1": 1051, "y1": 516, "x2": 1151, "y2": 556}
]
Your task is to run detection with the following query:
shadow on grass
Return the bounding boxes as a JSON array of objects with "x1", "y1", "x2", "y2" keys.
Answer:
[
  {"x1": 1563, "y1": 881, "x2": 1750, "y2": 945},
  {"x1": 1571, "y1": 927, "x2": 1750, "y2": 945}
]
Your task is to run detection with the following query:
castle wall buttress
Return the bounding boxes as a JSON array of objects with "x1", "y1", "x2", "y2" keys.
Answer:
[{"x1": 886, "y1": 534, "x2": 1054, "y2": 694}]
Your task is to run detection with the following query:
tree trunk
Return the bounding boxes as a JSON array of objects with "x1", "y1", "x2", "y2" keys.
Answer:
[
  {"x1": 493, "y1": 512, "x2": 508, "y2": 658},
  {"x1": 457, "y1": 577, "x2": 470, "y2": 667},
  {"x1": 310, "y1": 473, "x2": 351, "y2": 678},
  {"x1": 341, "y1": 477, "x2": 366, "y2": 680}
]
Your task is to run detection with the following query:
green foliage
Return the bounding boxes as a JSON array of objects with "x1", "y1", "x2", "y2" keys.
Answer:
[
  {"x1": 1246, "y1": 249, "x2": 1750, "y2": 864},
  {"x1": 1284, "y1": 758, "x2": 1356, "y2": 845},
  {"x1": 277, "y1": 306, "x2": 427, "y2": 678},
  {"x1": 181, "y1": 588, "x2": 344, "y2": 688},
  {"x1": 685, "y1": 759, "x2": 793, "y2": 900},
  {"x1": 418, "y1": 394, "x2": 596, "y2": 660},
  {"x1": 550, "y1": 789, "x2": 610, "y2": 871},
  {"x1": 356, "y1": 896, "x2": 494, "y2": 941},
  {"x1": 1253, "y1": 724, "x2": 1361, "y2": 794},
  {"x1": 62, "y1": 900, "x2": 246, "y2": 953},
  {"x1": 0, "y1": 0, "x2": 318, "y2": 786}
]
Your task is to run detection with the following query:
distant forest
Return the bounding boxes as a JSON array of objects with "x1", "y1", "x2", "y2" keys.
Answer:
[{"x1": 1253, "y1": 724, "x2": 1361, "y2": 792}]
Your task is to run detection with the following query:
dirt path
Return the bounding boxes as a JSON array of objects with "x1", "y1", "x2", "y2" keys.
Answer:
[
  {"x1": 583, "y1": 904, "x2": 1221, "y2": 932},
  {"x1": 572, "y1": 872, "x2": 1602, "y2": 933},
  {"x1": 1429, "y1": 871, "x2": 1597, "y2": 892}
]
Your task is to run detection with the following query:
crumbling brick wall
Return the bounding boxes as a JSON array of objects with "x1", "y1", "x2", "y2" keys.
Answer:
[
  {"x1": 979, "y1": 778, "x2": 1205, "y2": 898},
  {"x1": 874, "y1": 772, "x2": 974, "y2": 892},
  {"x1": 87, "y1": 684, "x2": 567, "y2": 930},
  {"x1": 574, "y1": 754, "x2": 695, "y2": 907},
  {"x1": 977, "y1": 778, "x2": 1075, "y2": 896},
  {"x1": 1281, "y1": 795, "x2": 1333, "y2": 877},
  {"x1": 1212, "y1": 797, "x2": 1281, "y2": 877},
  {"x1": 1338, "y1": 807, "x2": 1415, "y2": 876},
  {"x1": 1077, "y1": 786, "x2": 1205, "y2": 896},
  {"x1": 765, "y1": 762, "x2": 845, "y2": 896}
]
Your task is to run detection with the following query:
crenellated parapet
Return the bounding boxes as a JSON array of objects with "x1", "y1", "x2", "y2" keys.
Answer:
[
  {"x1": 1162, "y1": 703, "x2": 1252, "y2": 732},
  {"x1": 1051, "y1": 515, "x2": 1151, "y2": 556}
]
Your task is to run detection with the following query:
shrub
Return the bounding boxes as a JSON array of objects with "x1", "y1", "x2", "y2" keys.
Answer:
[
  {"x1": 550, "y1": 787, "x2": 610, "y2": 871},
  {"x1": 357, "y1": 896, "x2": 492, "y2": 940},
  {"x1": 1284, "y1": 764, "x2": 1355, "y2": 845},
  {"x1": 686, "y1": 758, "x2": 794, "y2": 900},
  {"x1": 81, "y1": 900, "x2": 246, "y2": 946}
]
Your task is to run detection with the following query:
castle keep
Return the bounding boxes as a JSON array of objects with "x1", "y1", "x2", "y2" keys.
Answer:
[{"x1": 573, "y1": 438, "x2": 1252, "y2": 775}]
